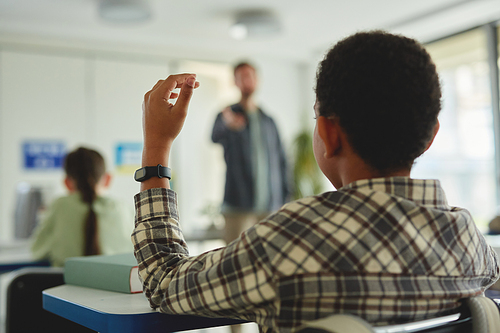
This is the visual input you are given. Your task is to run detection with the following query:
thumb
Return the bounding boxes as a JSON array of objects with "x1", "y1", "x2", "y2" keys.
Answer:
[{"x1": 175, "y1": 76, "x2": 196, "y2": 113}]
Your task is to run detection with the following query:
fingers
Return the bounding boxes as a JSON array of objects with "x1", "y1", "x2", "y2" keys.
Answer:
[
  {"x1": 144, "y1": 79, "x2": 165, "y2": 100},
  {"x1": 147, "y1": 74, "x2": 198, "y2": 105},
  {"x1": 160, "y1": 73, "x2": 197, "y2": 97},
  {"x1": 144, "y1": 73, "x2": 199, "y2": 119},
  {"x1": 143, "y1": 79, "x2": 163, "y2": 109},
  {"x1": 174, "y1": 76, "x2": 198, "y2": 115},
  {"x1": 152, "y1": 79, "x2": 163, "y2": 91},
  {"x1": 157, "y1": 83, "x2": 199, "y2": 101}
]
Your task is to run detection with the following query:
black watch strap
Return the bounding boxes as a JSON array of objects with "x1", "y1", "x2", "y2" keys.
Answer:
[{"x1": 134, "y1": 164, "x2": 171, "y2": 182}]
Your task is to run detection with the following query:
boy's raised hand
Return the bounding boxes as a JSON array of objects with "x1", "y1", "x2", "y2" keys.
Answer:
[
  {"x1": 140, "y1": 74, "x2": 200, "y2": 191},
  {"x1": 142, "y1": 74, "x2": 200, "y2": 150}
]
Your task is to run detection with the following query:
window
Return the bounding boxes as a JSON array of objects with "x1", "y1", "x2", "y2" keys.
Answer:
[{"x1": 412, "y1": 28, "x2": 496, "y2": 231}]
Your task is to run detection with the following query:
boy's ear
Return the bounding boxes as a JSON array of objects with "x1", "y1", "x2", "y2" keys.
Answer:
[
  {"x1": 424, "y1": 120, "x2": 440, "y2": 152},
  {"x1": 317, "y1": 116, "x2": 341, "y2": 158}
]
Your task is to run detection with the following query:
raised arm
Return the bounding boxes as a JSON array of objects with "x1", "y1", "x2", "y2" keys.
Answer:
[
  {"x1": 133, "y1": 189, "x2": 276, "y2": 320},
  {"x1": 132, "y1": 74, "x2": 276, "y2": 320}
]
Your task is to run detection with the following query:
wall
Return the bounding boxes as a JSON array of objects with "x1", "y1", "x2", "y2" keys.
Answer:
[{"x1": 0, "y1": 43, "x2": 311, "y2": 240}]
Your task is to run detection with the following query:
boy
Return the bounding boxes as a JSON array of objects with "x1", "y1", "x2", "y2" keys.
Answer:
[{"x1": 132, "y1": 31, "x2": 499, "y2": 332}]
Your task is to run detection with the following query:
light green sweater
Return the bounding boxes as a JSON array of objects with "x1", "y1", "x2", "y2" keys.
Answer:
[{"x1": 31, "y1": 193, "x2": 134, "y2": 267}]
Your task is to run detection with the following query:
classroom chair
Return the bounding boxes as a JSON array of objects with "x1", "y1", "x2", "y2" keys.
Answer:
[
  {"x1": 5, "y1": 267, "x2": 95, "y2": 333},
  {"x1": 297, "y1": 295, "x2": 500, "y2": 333}
]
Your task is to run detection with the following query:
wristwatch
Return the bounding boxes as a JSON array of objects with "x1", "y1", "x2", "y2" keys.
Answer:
[{"x1": 134, "y1": 164, "x2": 171, "y2": 182}]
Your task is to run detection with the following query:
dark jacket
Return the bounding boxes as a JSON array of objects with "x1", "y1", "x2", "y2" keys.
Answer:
[{"x1": 211, "y1": 104, "x2": 290, "y2": 212}]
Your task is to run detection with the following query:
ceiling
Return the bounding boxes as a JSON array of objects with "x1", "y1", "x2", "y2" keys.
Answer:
[{"x1": 1, "y1": 0, "x2": 500, "y2": 64}]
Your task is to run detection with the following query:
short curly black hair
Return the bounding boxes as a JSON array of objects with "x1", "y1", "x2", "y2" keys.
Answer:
[{"x1": 315, "y1": 30, "x2": 441, "y2": 174}]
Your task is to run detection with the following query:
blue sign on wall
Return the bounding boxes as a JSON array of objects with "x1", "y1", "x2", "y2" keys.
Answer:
[
  {"x1": 115, "y1": 142, "x2": 143, "y2": 174},
  {"x1": 23, "y1": 141, "x2": 66, "y2": 170}
]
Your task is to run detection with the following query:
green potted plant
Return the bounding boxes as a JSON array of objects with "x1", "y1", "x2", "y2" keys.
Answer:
[{"x1": 292, "y1": 126, "x2": 323, "y2": 199}]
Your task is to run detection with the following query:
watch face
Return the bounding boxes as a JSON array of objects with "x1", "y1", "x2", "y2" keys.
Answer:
[{"x1": 134, "y1": 168, "x2": 146, "y2": 180}]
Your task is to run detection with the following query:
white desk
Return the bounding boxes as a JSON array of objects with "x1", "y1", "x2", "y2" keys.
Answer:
[
  {"x1": 0, "y1": 239, "x2": 49, "y2": 273},
  {"x1": 0, "y1": 253, "x2": 48, "y2": 272},
  {"x1": 43, "y1": 285, "x2": 246, "y2": 333}
]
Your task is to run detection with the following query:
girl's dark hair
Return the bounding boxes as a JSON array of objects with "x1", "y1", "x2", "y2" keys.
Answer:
[{"x1": 64, "y1": 147, "x2": 106, "y2": 256}]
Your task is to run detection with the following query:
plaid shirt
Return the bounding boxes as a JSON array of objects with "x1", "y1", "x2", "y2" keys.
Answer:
[{"x1": 132, "y1": 177, "x2": 499, "y2": 332}]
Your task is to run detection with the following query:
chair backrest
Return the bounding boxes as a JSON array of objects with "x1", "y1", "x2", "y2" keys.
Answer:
[
  {"x1": 13, "y1": 184, "x2": 43, "y2": 239},
  {"x1": 297, "y1": 296, "x2": 500, "y2": 333},
  {"x1": 5, "y1": 267, "x2": 95, "y2": 333},
  {"x1": 466, "y1": 296, "x2": 500, "y2": 333}
]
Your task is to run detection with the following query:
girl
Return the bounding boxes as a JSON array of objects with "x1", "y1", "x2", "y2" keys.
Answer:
[{"x1": 31, "y1": 147, "x2": 133, "y2": 266}]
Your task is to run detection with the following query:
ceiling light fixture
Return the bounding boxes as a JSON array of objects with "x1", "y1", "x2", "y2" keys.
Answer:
[
  {"x1": 230, "y1": 10, "x2": 281, "y2": 40},
  {"x1": 99, "y1": 0, "x2": 152, "y2": 23}
]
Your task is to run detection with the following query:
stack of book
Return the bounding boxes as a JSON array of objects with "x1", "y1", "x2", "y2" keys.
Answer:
[{"x1": 64, "y1": 253, "x2": 142, "y2": 294}]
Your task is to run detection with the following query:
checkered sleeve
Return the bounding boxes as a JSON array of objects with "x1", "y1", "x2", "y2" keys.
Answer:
[{"x1": 132, "y1": 188, "x2": 276, "y2": 322}]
